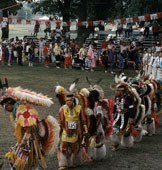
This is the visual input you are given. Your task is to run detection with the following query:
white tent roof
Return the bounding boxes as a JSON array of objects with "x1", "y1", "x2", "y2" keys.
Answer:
[{"x1": 38, "y1": 16, "x2": 49, "y2": 20}]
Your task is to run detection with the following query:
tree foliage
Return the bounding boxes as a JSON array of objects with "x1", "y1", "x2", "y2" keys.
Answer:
[{"x1": 1, "y1": 0, "x2": 162, "y2": 40}]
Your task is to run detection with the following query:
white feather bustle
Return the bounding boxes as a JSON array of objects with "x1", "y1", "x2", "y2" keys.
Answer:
[
  {"x1": 110, "y1": 134, "x2": 120, "y2": 146},
  {"x1": 135, "y1": 104, "x2": 145, "y2": 126},
  {"x1": 7, "y1": 87, "x2": 54, "y2": 107},
  {"x1": 93, "y1": 85, "x2": 104, "y2": 99},
  {"x1": 147, "y1": 118, "x2": 156, "y2": 136},
  {"x1": 148, "y1": 83, "x2": 154, "y2": 94},
  {"x1": 85, "y1": 108, "x2": 94, "y2": 116},
  {"x1": 121, "y1": 135, "x2": 134, "y2": 148},
  {"x1": 45, "y1": 115, "x2": 60, "y2": 154},
  {"x1": 55, "y1": 86, "x2": 65, "y2": 94},
  {"x1": 38, "y1": 115, "x2": 60, "y2": 155},
  {"x1": 129, "y1": 87, "x2": 142, "y2": 122},
  {"x1": 92, "y1": 144, "x2": 106, "y2": 161},
  {"x1": 80, "y1": 88, "x2": 90, "y2": 97},
  {"x1": 38, "y1": 122, "x2": 46, "y2": 137},
  {"x1": 114, "y1": 74, "x2": 120, "y2": 83},
  {"x1": 58, "y1": 152, "x2": 68, "y2": 167},
  {"x1": 134, "y1": 124, "x2": 147, "y2": 142}
]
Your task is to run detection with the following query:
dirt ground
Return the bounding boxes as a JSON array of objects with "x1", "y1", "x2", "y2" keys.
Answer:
[{"x1": 0, "y1": 66, "x2": 162, "y2": 170}]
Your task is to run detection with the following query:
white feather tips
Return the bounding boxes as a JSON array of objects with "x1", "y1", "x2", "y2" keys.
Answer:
[
  {"x1": 69, "y1": 82, "x2": 76, "y2": 92},
  {"x1": 7, "y1": 87, "x2": 54, "y2": 107}
]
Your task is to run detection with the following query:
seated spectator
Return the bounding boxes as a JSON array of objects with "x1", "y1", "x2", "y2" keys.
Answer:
[{"x1": 116, "y1": 23, "x2": 123, "y2": 37}]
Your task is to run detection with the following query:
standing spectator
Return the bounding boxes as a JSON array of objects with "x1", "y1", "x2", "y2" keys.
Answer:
[
  {"x1": 70, "y1": 39, "x2": 76, "y2": 58},
  {"x1": 87, "y1": 44, "x2": 96, "y2": 72},
  {"x1": 125, "y1": 23, "x2": 133, "y2": 38},
  {"x1": 147, "y1": 50, "x2": 156, "y2": 76},
  {"x1": 55, "y1": 25, "x2": 62, "y2": 42},
  {"x1": 142, "y1": 49, "x2": 151, "y2": 75},
  {"x1": 7, "y1": 43, "x2": 12, "y2": 66},
  {"x1": 38, "y1": 38, "x2": 44, "y2": 63},
  {"x1": 143, "y1": 21, "x2": 150, "y2": 38},
  {"x1": 101, "y1": 38, "x2": 108, "y2": 52},
  {"x1": 152, "y1": 51, "x2": 159, "y2": 79},
  {"x1": 0, "y1": 42, "x2": 2, "y2": 63},
  {"x1": 28, "y1": 45, "x2": 35, "y2": 67},
  {"x1": 107, "y1": 40, "x2": 115, "y2": 51},
  {"x1": 118, "y1": 40, "x2": 128, "y2": 71},
  {"x1": 64, "y1": 45, "x2": 72, "y2": 69},
  {"x1": 44, "y1": 20, "x2": 51, "y2": 37},
  {"x1": 43, "y1": 42, "x2": 50, "y2": 67},
  {"x1": 152, "y1": 51, "x2": 162, "y2": 80},
  {"x1": 16, "y1": 42, "x2": 23, "y2": 66},
  {"x1": 78, "y1": 44, "x2": 87, "y2": 70},
  {"x1": 155, "y1": 41, "x2": 162, "y2": 53},
  {"x1": 33, "y1": 20, "x2": 40, "y2": 37},
  {"x1": 108, "y1": 46, "x2": 115, "y2": 73},
  {"x1": 137, "y1": 32, "x2": 144, "y2": 43},
  {"x1": 101, "y1": 50, "x2": 108, "y2": 73},
  {"x1": 50, "y1": 29, "x2": 56, "y2": 42},
  {"x1": 1, "y1": 20, "x2": 7, "y2": 40},
  {"x1": 152, "y1": 21, "x2": 161, "y2": 43},
  {"x1": 53, "y1": 42, "x2": 62, "y2": 68},
  {"x1": 128, "y1": 41, "x2": 137, "y2": 69}
]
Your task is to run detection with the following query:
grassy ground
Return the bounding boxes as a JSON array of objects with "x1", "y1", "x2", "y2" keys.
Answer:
[{"x1": 0, "y1": 65, "x2": 162, "y2": 170}]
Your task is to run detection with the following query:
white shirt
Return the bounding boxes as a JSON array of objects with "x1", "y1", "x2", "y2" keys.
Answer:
[{"x1": 1, "y1": 21, "x2": 7, "y2": 28}]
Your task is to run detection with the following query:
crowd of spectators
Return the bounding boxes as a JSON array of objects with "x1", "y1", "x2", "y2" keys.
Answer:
[{"x1": 0, "y1": 21, "x2": 162, "y2": 74}]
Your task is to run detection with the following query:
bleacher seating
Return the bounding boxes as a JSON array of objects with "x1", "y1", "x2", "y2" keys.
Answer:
[
  {"x1": 84, "y1": 30, "x2": 161, "y2": 51},
  {"x1": 23, "y1": 35, "x2": 39, "y2": 47}
]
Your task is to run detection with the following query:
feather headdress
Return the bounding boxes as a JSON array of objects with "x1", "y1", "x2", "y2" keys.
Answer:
[{"x1": 6, "y1": 87, "x2": 53, "y2": 107}]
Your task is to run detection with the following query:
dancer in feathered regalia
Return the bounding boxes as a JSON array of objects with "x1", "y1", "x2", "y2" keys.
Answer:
[
  {"x1": 57, "y1": 93, "x2": 88, "y2": 170},
  {"x1": 0, "y1": 86, "x2": 60, "y2": 170},
  {"x1": 110, "y1": 73, "x2": 145, "y2": 151}
]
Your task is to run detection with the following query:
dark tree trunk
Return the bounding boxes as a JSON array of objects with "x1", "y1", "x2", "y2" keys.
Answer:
[
  {"x1": 77, "y1": 0, "x2": 90, "y2": 44},
  {"x1": 62, "y1": 13, "x2": 70, "y2": 41},
  {"x1": 77, "y1": 26, "x2": 88, "y2": 45}
]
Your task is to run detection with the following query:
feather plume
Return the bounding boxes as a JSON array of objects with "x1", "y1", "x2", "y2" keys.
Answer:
[
  {"x1": 6, "y1": 87, "x2": 53, "y2": 107},
  {"x1": 39, "y1": 115, "x2": 60, "y2": 155},
  {"x1": 69, "y1": 78, "x2": 79, "y2": 92},
  {"x1": 96, "y1": 78, "x2": 102, "y2": 85},
  {"x1": 86, "y1": 77, "x2": 93, "y2": 89},
  {"x1": 114, "y1": 74, "x2": 120, "y2": 83},
  {"x1": 69, "y1": 83, "x2": 76, "y2": 92}
]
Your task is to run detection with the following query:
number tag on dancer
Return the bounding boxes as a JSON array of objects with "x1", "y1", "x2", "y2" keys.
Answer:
[{"x1": 68, "y1": 121, "x2": 77, "y2": 129}]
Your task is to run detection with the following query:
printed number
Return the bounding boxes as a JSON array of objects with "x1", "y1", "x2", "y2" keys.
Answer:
[{"x1": 68, "y1": 121, "x2": 77, "y2": 129}]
